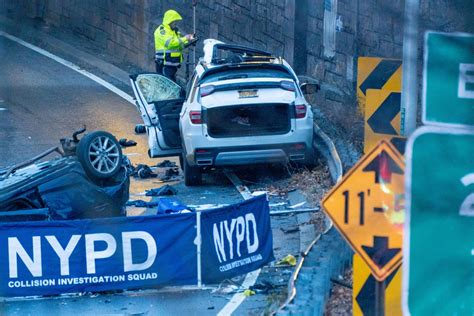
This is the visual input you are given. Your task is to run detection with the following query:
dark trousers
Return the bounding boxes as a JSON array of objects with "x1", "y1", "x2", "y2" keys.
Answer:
[
  {"x1": 155, "y1": 61, "x2": 178, "y2": 83},
  {"x1": 163, "y1": 66, "x2": 178, "y2": 82},
  {"x1": 155, "y1": 60, "x2": 164, "y2": 74}
]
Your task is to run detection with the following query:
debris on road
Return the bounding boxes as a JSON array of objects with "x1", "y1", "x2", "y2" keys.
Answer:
[
  {"x1": 145, "y1": 184, "x2": 177, "y2": 196},
  {"x1": 324, "y1": 268, "x2": 352, "y2": 316},
  {"x1": 0, "y1": 129, "x2": 130, "y2": 221},
  {"x1": 276, "y1": 254, "x2": 297, "y2": 266},
  {"x1": 157, "y1": 198, "x2": 193, "y2": 214},
  {"x1": 126, "y1": 200, "x2": 159, "y2": 208},
  {"x1": 131, "y1": 164, "x2": 158, "y2": 179},
  {"x1": 243, "y1": 289, "x2": 256, "y2": 296},
  {"x1": 289, "y1": 165, "x2": 332, "y2": 206},
  {"x1": 280, "y1": 226, "x2": 300, "y2": 234},
  {"x1": 249, "y1": 281, "x2": 277, "y2": 294},
  {"x1": 212, "y1": 279, "x2": 244, "y2": 295},
  {"x1": 155, "y1": 160, "x2": 177, "y2": 168},
  {"x1": 119, "y1": 138, "x2": 137, "y2": 147}
]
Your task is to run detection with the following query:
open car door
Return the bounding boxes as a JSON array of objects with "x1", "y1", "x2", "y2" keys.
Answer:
[{"x1": 130, "y1": 74, "x2": 184, "y2": 158}]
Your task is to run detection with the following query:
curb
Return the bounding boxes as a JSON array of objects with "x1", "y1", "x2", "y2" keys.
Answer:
[{"x1": 276, "y1": 123, "x2": 353, "y2": 315}]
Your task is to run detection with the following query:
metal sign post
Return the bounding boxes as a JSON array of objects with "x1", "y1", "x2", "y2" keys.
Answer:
[
  {"x1": 192, "y1": 0, "x2": 197, "y2": 66},
  {"x1": 375, "y1": 280, "x2": 386, "y2": 316},
  {"x1": 196, "y1": 210, "x2": 202, "y2": 288},
  {"x1": 400, "y1": 0, "x2": 419, "y2": 136}
]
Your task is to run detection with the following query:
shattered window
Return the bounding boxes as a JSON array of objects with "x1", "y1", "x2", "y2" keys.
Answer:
[{"x1": 136, "y1": 74, "x2": 181, "y2": 103}]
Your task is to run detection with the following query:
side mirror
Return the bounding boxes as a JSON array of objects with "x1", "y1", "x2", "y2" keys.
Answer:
[{"x1": 300, "y1": 82, "x2": 320, "y2": 94}]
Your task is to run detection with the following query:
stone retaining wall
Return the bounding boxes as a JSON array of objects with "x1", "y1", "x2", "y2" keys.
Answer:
[{"x1": 2, "y1": 0, "x2": 473, "y2": 106}]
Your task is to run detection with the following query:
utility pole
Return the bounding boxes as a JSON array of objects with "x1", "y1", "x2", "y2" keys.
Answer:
[{"x1": 400, "y1": 0, "x2": 420, "y2": 136}]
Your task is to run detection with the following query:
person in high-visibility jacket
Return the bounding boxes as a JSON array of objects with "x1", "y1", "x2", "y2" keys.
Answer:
[{"x1": 154, "y1": 10, "x2": 194, "y2": 82}]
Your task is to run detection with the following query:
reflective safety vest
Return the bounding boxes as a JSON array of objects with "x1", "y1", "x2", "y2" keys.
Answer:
[{"x1": 154, "y1": 24, "x2": 189, "y2": 66}]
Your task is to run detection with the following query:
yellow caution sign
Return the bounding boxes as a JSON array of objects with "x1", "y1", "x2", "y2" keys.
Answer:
[
  {"x1": 353, "y1": 254, "x2": 402, "y2": 316},
  {"x1": 322, "y1": 141, "x2": 404, "y2": 281},
  {"x1": 364, "y1": 89, "x2": 406, "y2": 154},
  {"x1": 357, "y1": 57, "x2": 402, "y2": 114}
]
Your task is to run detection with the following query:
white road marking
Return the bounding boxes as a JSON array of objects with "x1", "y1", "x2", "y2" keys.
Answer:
[
  {"x1": 219, "y1": 171, "x2": 261, "y2": 315},
  {"x1": 124, "y1": 153, "x2": 142, "y2": 157},
  {"x1": 2, "y1": 30, "x2": 261, "y2": 314},
  {"x1": 0, "y1": 108, "x2": 7, "y2": 111},
  {"x1": 217, "y1": 269, "x2": 261, "y2": 316},
  {"x1": 0, "y1": 31, "x2": 135, "y2": 104}
]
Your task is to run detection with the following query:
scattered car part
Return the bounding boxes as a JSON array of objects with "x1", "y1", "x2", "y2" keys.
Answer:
[
  {"x1": 0, "y1": 129, "x2": 130, "y2": 221},
  {"x1": 76, "y1": 131, "x2": 123, "y2": 180},
  {"x1": 126, "y1": 200, "x2": 160, "y2": 208},
  {"x1": 134, "y1": 124, "x2": 146, "y2": 134},
  {"x1": 155, "y1": 160, "x2": 177, "y2": 168},
  {"x1": 131, "y1": 164, "x2": 158, "y2": 179},
  {"x1": 145, "y1": 184, "x2": 177, "y2": 196},
  {"x1": 119, "y1": 138, "x2": 138, "y2": 147}
]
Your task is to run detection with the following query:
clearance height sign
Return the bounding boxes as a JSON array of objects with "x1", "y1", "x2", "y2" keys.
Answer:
[{"x1": 323, "y1": 141, "x2": 404, "y2": 281}]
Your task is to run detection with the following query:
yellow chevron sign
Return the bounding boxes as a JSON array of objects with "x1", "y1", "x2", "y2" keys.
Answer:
[
  {"x1": 357, "y1": 57, "x2": 402, "y2": 114},
  {"x1": 353, "y1": 254, "x2": 402, "y2": 316},
  {"x1": 364, "y1": 89, "x2": 406, "y2": 154}
]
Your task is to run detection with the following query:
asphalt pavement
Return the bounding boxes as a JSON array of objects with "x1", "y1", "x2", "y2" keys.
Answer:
[{"x1": 0, "y1": 30, "x2": 307, "y2": 315}]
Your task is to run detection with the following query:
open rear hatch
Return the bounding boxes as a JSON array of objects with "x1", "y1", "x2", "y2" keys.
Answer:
[
  {"x1": 130, "y1": 74, "x2": 184, "y2": 155},
  {"x1": 206, "y1": 103, "x2": 291, "y2": 137}
]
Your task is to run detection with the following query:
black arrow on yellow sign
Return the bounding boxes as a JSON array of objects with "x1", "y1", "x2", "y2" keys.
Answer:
[
  {"x1": 356, "y1": 265, "x2": 400, "y2": 315},
  {"x1": 361, "y1": 236, "x2": 400, "y2": 269},
  {"x1": 359, "y1": 60, "x2": 402, "y2": 95},
  {"x1": 362, "y1": 150, "x2": 403, "y2": 184},
  {"x1": 390, "y1": 137, "x2": 407, "y2": 155},
  {"x1": 367, "y1": 92, "x2": 401, "y2": 135}
]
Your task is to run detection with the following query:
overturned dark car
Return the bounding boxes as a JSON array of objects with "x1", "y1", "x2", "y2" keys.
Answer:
[{"x1": 0, "y1": 129, "x2": 130, "y2": 221}]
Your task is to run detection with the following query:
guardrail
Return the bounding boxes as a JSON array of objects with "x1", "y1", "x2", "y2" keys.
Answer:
[{"x1": 276, "y1": 122, "x2": 352, "y2": 315}]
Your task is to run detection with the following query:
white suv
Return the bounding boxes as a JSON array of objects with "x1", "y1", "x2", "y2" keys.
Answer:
[{"x1": 130, "y1": 39, "x2": 318, "y2": 185}]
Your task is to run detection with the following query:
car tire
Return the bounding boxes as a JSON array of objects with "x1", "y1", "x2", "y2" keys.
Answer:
[
  {"x1": 77, "y1": 131, "x2": 123, "y2": 180},
  {"x1": 178, "y1": 153, "x2": 184, "y2": 171},
  {"x1": 303, "y1": 148, "x2": 317, "y2": 169},
  {"x1": 182, "y1": 152, "x2": 202, "y2": 186},
  {"x1": 135, "y1": 124, "x2": 146, "y2": 134}
]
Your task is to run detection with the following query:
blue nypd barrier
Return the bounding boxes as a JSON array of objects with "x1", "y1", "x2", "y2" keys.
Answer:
[
  {"x1": 199, "y1": 194, "x2": 274, "y2": 284},
  {"x1": 0, "y1": 213, "x2": 197, "y2": 297},
  {"x1": 0, "y1": 195, "x2": 274, "y2": 297}
]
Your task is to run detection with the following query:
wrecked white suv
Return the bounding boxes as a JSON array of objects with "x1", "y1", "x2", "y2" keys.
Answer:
[{"x1": 130, "y1": 39, "x2": 318, "y2": 185}]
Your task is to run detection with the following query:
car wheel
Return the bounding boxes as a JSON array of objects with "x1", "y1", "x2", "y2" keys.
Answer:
[
  {"x1": 179, "y1": 153, "x2": 184, "y2": 171},
  {"x1": 303, "y1": 148, "x2": 318, "y2": 169},
  {"x1": 182, "y1": 152, "x2": 201, "y2": 186},
  {"x1": 135, "y1": 124, "x2": 146, "y2": 134},
  {"x1": 77, "y1": 131, "x2": 123, "y2": 180}
]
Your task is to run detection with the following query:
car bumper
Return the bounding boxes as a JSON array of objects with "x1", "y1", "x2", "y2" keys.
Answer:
[
  {"x1": 181, "y1": 116, "x2": 314, "y2": 167},
  {"x1": 186, "y1": 142, "x2": 312, "y2": 167}
]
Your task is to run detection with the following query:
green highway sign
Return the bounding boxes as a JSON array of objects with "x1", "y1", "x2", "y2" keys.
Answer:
[
  {"x1": 423, "y1": 32, "x2": 474, "y2": 127},
  {"x1": 404, "y1": 126, "x2": 474, "y2": 315}
]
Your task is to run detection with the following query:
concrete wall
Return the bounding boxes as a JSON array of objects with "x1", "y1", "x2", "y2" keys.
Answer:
[{"x1": 3, "y1": 0, "x2": 473, "y2": 106}]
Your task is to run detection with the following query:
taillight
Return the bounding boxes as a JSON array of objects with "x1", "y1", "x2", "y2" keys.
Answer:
[
  {"x1": 292, "y1": 143, "x2": 306, "y2": 150},
  {"x1": 189, "y1": 111, "x2": 202, "y2": 124},
  {"x1": 295, "y1": 104, "x2": 307, "y2": 118},
  {"x1": 280, "y1": 80, "x2": 296, "y2": 91},
  {"x1": 200, "y1": 85, "x2": 215, "y2": 97}
]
